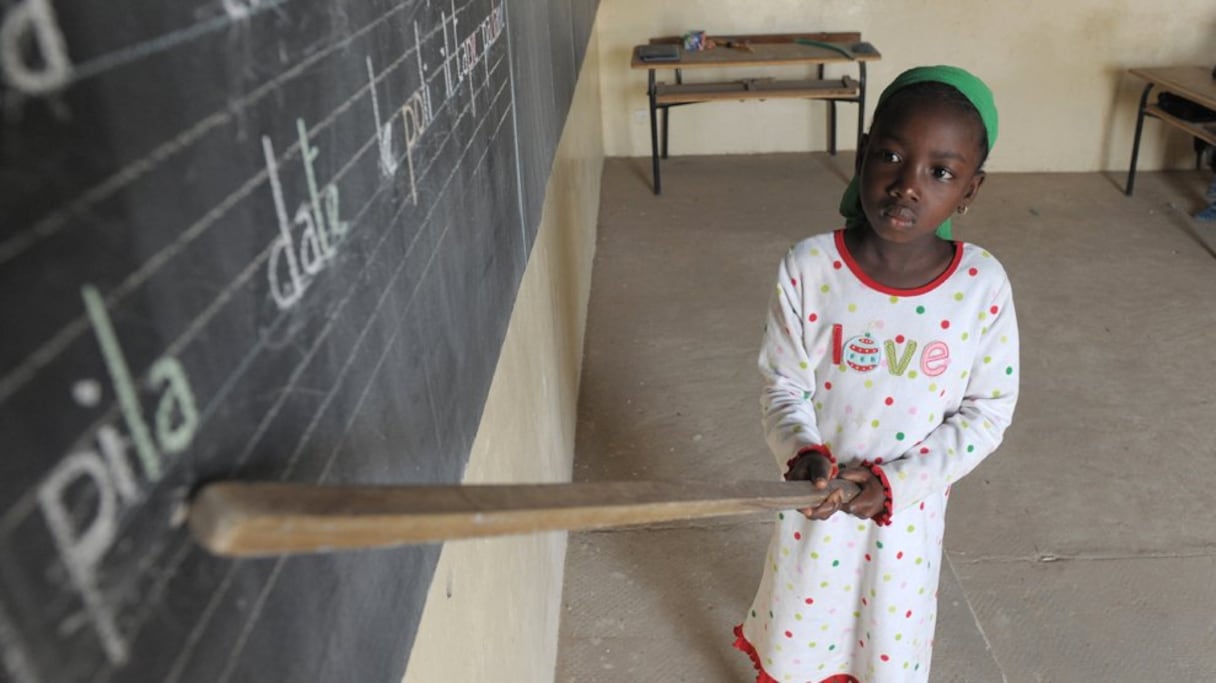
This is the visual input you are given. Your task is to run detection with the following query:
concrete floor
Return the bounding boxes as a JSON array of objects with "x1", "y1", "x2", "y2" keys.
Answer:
[{"x1": 555, "y1": 154, "x2": 1216, "y2": 682}]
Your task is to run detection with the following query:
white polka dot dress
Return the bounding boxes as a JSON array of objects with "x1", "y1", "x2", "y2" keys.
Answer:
[{"x1": 735, "y1": 230, "x2": 1019, "y2": 683}]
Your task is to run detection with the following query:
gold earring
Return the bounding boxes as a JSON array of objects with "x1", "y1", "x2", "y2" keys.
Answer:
[{"x1": 957, "y1": 205, "x2": 969, "y2": 216}]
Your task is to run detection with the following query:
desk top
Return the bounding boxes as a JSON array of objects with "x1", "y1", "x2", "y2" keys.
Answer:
[
  {"x1": 631, "y1": 32, "x2": 881, "y2": 70},
  {"x1": 1129, "y1": 66, "x2": 1216, "y2": 109}
]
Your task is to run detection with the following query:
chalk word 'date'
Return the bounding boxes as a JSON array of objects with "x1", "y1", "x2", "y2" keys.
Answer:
[{"x1": 263, "y1": 119, "x2": 351, "y2": 311}]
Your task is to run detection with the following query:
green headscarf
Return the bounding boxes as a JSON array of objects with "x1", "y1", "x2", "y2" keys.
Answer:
[{"x1": 838, "y1": 65, "x2": 998, "y2": 239}]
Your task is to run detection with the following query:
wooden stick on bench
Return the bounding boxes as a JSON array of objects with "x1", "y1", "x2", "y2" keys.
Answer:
[{"x1": 188, "y1": 479, "x2": 861, "y2": 557}]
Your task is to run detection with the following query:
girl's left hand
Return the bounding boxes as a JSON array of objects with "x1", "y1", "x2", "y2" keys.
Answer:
[{"x1": 839, "y1": 466, "x2": 886, "y2": 519}]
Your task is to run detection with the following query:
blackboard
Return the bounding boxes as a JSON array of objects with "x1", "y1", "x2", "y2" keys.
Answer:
[{"x1": 0, "y1": 0, "x2": 598, "y2": 681}]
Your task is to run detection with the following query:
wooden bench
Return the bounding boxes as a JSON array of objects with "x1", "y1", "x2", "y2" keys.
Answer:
[
  {"x1": 631, "y1": 32, "x2": 881, "y2": 194},
  {"x1": 655, "y1": 76, "x2": 862, "y2": 104},
  {"x1": 1126, "y1": 66, "x2": 1216, "y2": 195}
]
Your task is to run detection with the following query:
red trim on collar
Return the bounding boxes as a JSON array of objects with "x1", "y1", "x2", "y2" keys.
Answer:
[{"x1": 834, "y1": 229, "x2": 962, "y2": 297}]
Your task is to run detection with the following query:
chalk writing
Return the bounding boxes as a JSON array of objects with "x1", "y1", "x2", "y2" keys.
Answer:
[
  {"x1": 440, "y1": 0, "x2": 506, "y2": 117},
  {"x1": 399, "y1": 82, "x2": 433, "y2": 203},
  {"x1": 220, "y1": 0, "x2": 263, "y2": 21},
  {"x1": 440, "y1": 0, "x2": 457, "y2": 98},
  {"x1": 0, "y1": 0, "x2": 73, "y2": 95},
  {"x1": 34, "y1": 286, "x2": 200, "y2": 665},
  {"x1": 0, "y1": 601, "x2": 38, "y2": 683},
  {"x1": 264, "y1": 120, "x2": 350, "y2": 310},
  {"x1": 367, "y1": 56, "x2": 400, "y2": 179}
]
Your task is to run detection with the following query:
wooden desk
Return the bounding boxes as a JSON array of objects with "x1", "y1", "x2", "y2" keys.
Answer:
[
  {"x1": 631, "y1": 32, "x2": 881, "y2": 194},
  {"x1": 1126, "y1": 66, "x2": 1216, "y2": 195}
]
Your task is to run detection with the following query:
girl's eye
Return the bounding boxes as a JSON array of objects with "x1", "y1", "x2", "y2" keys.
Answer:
[
  {"x1": 933, "y1": 167, "x2": 956, "y2": 181},
  {"x1": 880, "y1": 151, "x2": 901, "y2": 163}
]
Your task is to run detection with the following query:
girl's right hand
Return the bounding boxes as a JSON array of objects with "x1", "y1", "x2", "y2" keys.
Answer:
[{"x1": 785, "y1": 452, "x2": 846, "y2": 520}]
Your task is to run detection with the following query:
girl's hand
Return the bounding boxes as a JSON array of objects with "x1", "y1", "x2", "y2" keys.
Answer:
[
  {"x1": 785, "y1": 452, "x2": 844, "y2": 520},
  {"x1": 840, "y1": 466, "x2": 886, "y2": 519}
]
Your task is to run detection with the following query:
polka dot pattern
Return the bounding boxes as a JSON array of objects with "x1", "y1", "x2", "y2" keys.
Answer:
[{"x1": 744, "y1": 230, "x2": 1019, "y2": 682}]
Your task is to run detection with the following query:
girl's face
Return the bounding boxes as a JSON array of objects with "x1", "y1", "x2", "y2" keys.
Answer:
[{"x1": 857, "y1": 97, "x2": 986, "y2": 244}]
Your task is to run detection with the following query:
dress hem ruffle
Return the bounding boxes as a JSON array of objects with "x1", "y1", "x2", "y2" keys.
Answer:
[{"x1": 732, "y1": 624, "x2": 862, "y2": 683}]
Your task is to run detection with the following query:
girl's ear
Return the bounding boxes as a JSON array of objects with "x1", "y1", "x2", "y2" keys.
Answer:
[
  {"x1": 961, "y1": 170, "x2": 986, "y2": 208},
  {"x1": 854, "y1": 133, "x2": 869, "y2": 176}
]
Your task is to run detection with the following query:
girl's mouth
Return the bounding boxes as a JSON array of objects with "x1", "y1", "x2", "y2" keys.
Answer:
[{"x1": 880, "y1": 205, "x2": 917, "y2": 227}]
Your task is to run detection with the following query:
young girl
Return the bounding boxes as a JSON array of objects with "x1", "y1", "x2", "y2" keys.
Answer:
[{"x1": 733, "y1": 66, "x2": 1019, "y2": 683}]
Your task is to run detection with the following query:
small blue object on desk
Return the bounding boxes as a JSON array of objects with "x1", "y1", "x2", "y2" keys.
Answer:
[{"x1": 683, "y1": 30, "x2": 708, "y2": 51}]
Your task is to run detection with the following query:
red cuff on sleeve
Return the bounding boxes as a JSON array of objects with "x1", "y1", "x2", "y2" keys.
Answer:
[
  {"x1": 859, "y1": 460, "x2": 894, "y2": 526},
  {"x1": 785, "y1": 445, "x2": 838, "y2": 480}
]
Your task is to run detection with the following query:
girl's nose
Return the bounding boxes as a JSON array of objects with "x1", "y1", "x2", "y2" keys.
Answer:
[{"x1": 888, "y1": 169, "x2": 920, "y2": 201}]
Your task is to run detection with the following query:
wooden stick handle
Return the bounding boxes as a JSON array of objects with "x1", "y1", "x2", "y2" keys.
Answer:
[{"x1": 188, "y1": 479, "x2": 861, "y2": 557}]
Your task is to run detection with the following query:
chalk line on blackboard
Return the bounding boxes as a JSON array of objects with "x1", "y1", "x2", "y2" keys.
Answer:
[
  {"x1": 0, "y1": 50, "x2": 510, "y2": 548},
  {"x1": 209, "y1": 559, "x2": 286, "y2": 683},
  {"x1": 463, "y1": 2, "x2": 479, "y2": 118},
  {"x1": 367, "y1": 56, "x2": 400, "y2": 179},
  {"x1": 170, "y1": 51, "x2": 450, "y2": 353},
  {"x1": 28, "y1": 287, "x2": 202, "y2": 666},
  {"x1": 0, "y1": 22, "x2": 435, "y2": 403},
  {"x1": 167, "y1": 46, "x2": 497, "y2": 359},
  {"x1": 208, "y1": 185, "x2": 454, "y2": 683},
  {"x1": 109, "y1": 68, "x2": 516, "y2": 680},
  {"x1": 4, "y1": 2, "x2": 516, "y2": 671},
  {"x1": 11, "y1": 8, "x2": 459, "y2": 328},
  {"x1": 82, "y1": 285, "x2": 200, "y2": 481},
  {"x1": 502, "y1": 0, "x2": 529, "y2": 266},
  {"x1": 415, "y1": 19, "x2": 433, "y2": 126},
  {"x1": 36, "y1": 453, "x2": 126, "y2": 664},
  {"x1": 262, "y1": 3, "x2": 510, "y2": 312},
  {"x1": 1, "y1": 46, "x2": 506, "y2": 511},
  {"x1": 163, "y1": 82, "x2": 516, "y2": 683},
  {"x1": 0, "y1": 0, "x2": 418, "y2": 269},
  {"x1": 0, "y1": 0, "x2": 471, "y2": 309},
  {"x1": 441, "y1": 0, "x2": 506, "y2": 122},
  {"x1": 0, "y1": 0, "x2": 72, "y2": 95},
  {"x1": 0, "y1": 581, "x2": 40, "y2": 683},
  {"x1": 68, "y1": 0, "x2": 291, "y2": 85},
  {"x1": 262, "y1": 119, "x2": 353, "y2": 311},
  {"x1": 220, "y1": 0, "x2": 271, "y2": 22},
  {"x1": 211, "y1": 145, "x2": 468, "y2": 683},
  {"x1": 252, "y1": 72, "x2": 514, "y2": 486},
  {"x1": 440, "y1": 0, "x2": 454, "y2": 101}
]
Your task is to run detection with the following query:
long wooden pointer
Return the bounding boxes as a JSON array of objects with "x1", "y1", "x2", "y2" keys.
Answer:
[{"x1": 189, "y1": 479, "x2": 860, "y2": 557}]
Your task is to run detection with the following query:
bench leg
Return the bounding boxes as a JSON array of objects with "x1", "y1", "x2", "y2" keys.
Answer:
[
  {"x1": 648, "y1": 69, "x2": 661, "y2": 195},
  {"x1": 828, "y1": 101, "x2": 838, "y2": 155},
  {"x1": 661, "y1": 106, "x2": 670, "y2": 159},
  {"x1": 856, "y1": 62, "x2": 867, "y2": 153},
  {"x1": 819, "y1": 65, "x2": 838, "y2": 155},
  {"x1": 1126, "y1": 82, "x2": 1154, "y2": 196},
  {"x1": 664, "y1": 69, "x2": 680, "y2": 160}
]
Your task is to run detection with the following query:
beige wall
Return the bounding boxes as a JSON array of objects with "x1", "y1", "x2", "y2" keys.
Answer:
[
  {"x1": 599, "y1": 0, "x2": 1216, "y2": 172},
  {"x1": 399, "y1": 25, "x2": 604, "y2": 683}
]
